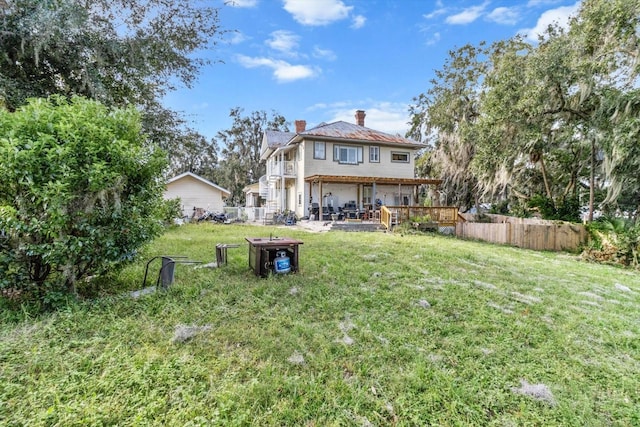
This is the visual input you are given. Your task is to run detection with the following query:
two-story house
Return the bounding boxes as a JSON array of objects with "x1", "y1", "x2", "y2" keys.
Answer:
[{"x1": 258, "y1": 110, "x2": 441, "y2": 220}]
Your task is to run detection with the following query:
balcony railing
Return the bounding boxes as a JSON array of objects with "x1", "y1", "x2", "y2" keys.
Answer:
[{"x1": 268, "y1": 160, "x2": 296, "y2": 177}]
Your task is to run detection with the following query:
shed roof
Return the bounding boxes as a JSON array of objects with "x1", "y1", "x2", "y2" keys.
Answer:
[
  {"x1": 243, "y1": 182, "x2": 260, "y2": 192},
  {"x1": 166, "y1": 172, "x2": 231, "y2": 197}
]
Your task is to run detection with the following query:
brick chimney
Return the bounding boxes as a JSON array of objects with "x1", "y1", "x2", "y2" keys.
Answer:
[
  {"x1": 295, "y1": 120, "x2": 306, "y2": 133},
  {"x1": 355, "y1": 110, "x2": 366, "y2": 126}
]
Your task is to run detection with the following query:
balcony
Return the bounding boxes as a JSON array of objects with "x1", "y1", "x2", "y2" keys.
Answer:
[{"x1": 268, "y1": 160, "x2": 296, "y2": 177}]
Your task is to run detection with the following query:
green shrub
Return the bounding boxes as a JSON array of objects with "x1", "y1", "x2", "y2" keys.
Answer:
[
  {"x1": 583, "y1": 217, "x2": 640, "y2": 268},
  {"x1": 528, "y1": 195, "x2": 580, "y2": 222},
  {"x1": 159, "y1": 197, "x2": 183, "y2": 225},
  {"x1": 409, "y1": 214, "x2": 432, "y2": 223},
  {"x1": 0, "y1": 96, "x2": 167, "y2": 307},
  {"x1": 489, "y1": 200, "x2": 509, "y2": 215}
]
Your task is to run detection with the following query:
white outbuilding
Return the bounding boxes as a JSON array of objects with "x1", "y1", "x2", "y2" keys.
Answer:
[{"x1": 164, "y1": 172, "x2": 231, "y2": 219}]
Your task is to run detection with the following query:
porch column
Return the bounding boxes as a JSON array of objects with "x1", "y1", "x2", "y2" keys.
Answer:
[
  {"x1": 372, "y1": 182, "x2": 377, "y2": 207},
  {"x1": 308, "y1": 181, "x2": 312, "y2": 217},
  {"x1": 280, "y1": 152, "x2": 285, "y2": 211},
  {"x1": 319, "y1": 180, "x2": 323, "y2": 220}
]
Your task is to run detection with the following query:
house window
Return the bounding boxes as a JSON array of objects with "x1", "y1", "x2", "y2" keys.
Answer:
[
  {"x1": 363, "y1": 186, "x2": 372, "y2": 204},
  {"x1": 394, "y1": 193, "x2": 411, "y2": 206},
  {"x1": 369, "y1": 146, "x2": 380, "y2": 163},
  {"x1": 391, "y1": 151, "x2": 410, "y2": 163},
  {"x1": 333, "y1": 145, "x2": 363, "y2": 165},
  {"x1": 314, "y1": 141, "x2": 325, "y2": 159}
]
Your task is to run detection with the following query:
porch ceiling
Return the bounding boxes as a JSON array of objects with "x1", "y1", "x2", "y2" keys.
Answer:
[{"x1": 304, "y1": 174, "x2": 442, "y2": 186}]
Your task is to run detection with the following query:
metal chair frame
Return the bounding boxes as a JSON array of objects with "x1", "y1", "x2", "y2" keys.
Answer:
[{"x1": 141, "y1": 255, "x2": 200, "y2": 290}]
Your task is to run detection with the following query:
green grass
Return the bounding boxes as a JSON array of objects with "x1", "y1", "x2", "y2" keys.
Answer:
[{"x1": 1, "y1": 223, "x2": 639, "y2": 426}]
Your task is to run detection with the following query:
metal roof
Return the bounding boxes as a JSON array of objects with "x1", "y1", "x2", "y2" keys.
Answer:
[
  {"x1": 264, "y1": 130, "x2": 295, "y2": 148},
  {"x1": 298, "y1": 121, "x2": 425, "y2": 147}
]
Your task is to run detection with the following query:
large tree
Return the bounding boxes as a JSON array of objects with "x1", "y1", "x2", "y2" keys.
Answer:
[
  {"x1": 474, "y1": 32, "x2": 592, "y2": 220},
  {"x1": 0, "y1": 0, "x2": 224, "y2": 176},
  {"x1": 142, "y1": 102, "x2": 219, "y2": 179},
  {"x1": 408, "y1": 44, "x2": 487, "y2": 211},
  {"x1": 570, "y1": 0, "x2": 640, "y2": 218},
  {"x1": 0, "y1": 0, "x2": 223, "y2": 111},
  {"x1": 215, "y1": 108, "x2": 289, "y2": 206},
  {"x1": 409, "y1": 0, "x2": 640, "y2": 221}
]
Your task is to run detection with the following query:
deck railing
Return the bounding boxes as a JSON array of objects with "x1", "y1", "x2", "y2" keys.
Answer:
[{"x1": 380, "y1": 206, "x2": 459, "y2": 230}]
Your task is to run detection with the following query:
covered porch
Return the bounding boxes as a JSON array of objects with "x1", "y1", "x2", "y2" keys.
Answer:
[{"x1": 304, "y1": 174, "x2": 457, "y2": 229}]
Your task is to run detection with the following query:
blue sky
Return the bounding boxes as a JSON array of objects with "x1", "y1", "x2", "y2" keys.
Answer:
[{"x1": 162, "y1": 0, "x2": 581, "y2": 142}]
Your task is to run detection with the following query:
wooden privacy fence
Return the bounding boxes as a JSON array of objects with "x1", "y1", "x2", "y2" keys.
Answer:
[{"x1": 456, "y1": 214, "x2": 588, "y2": 252}]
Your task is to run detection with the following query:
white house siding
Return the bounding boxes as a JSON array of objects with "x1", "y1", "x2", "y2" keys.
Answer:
[
  {"x1": 295, "y1": 143, "x2": 307, "y2": 217},
  {"x1": 303, "y1": 141, "x2": 415, "y2": 179},
  {"x1": 164, "y1": 175, "x2": 226, "y2": 218},
  {"x1": 244, "y1": 183, "x2": 261, "y2": 207},
  {"x1": 297, "y1": 140, "x2": 419, "y2": 216}
]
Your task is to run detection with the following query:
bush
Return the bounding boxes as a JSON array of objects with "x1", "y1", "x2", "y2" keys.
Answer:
[
  {"x1": 0, "y1": 96, "x2": 167, "y2": 306},
  {"x1": 583, "y1": 217, "x2": 640, "y2": 268},
  {"x1": 409, "y1": 214, "x2": 432, "y2": 223},
  {"x1": 489, "y1": 200, "x2": 509, "y2": 215},
  {"x1": 528, "y1": 195, "x2": 580, "y2": 222},
  {"x1": 159, "y1": 197, "x2": 183, "y2": 225}
]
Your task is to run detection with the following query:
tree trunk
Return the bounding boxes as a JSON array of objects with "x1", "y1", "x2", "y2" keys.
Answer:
[
  {"x1": 588, "y1": 137, "x2": 595, "y2": 222},
  {"x1": 539, "y1": 153, "x2": 553, "y2": 203}
]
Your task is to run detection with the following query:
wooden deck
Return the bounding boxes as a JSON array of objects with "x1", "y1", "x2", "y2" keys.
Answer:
[{"x1": 380, "y1": 206, "x2": 460, "y2": 230}]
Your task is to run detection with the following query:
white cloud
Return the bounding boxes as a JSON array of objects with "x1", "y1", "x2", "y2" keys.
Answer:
[
  {"x1": 426, "y1": 31, "x2": 441, "y2": 46},
  {"x1": 283, "y1": 0, "x2": 352, "y2": 26},
  {"x1": 266, "y1": 30, "x2": 300, "y2": 54},
  {"x1": 361, "y1": 106, "x2": 412, "y2": 136},
  {"x1": 527, "y1": 0, "x2": 564, "y2": 6},
  {"x1": 273, "y1": 63, "x2": 317, "y2": 82},
  {"x1": 307, "y1": 102, "x2": 327, "y2": 110},
  {"x1": 487, "y1": 7, "x2": 520, "y2": 25},
  {"x1": 313, "y1": 101, "x2": 412, "y2": 135},
  {"x1": 191, "y1": 102, "x2": 209, "y2": 110},
  {"x1": 226, "y1": 0, "x2": 258, "y2": 7},
  {"x1": 445, "y1": 2, "x2": 489, "y2": 25},
  {"x1": 228, "y1": 31, "x2": 249, "y2": 45},
  {"x1": 351, "y1": 14, "x2": 366, "y2": 29},
  {"x1": 236, "y1": 55, "x2": 317, "y2": 82},
  {"x1": 312, "y1": 46, "x2": 337, "y2": 61},
  {"x1": 519, "y1": 2, "x2": 580, "y2": 42},
  {"x1": 424, "y1": 7, "x2": 447, "y2": 20},
  {"x1": 307, "y1": 101, "x2": 349, "y2": 111}
]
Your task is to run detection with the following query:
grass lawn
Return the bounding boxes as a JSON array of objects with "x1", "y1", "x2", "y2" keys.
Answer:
[{"x1": 1, "y1": 223, "x2": 639, "y2": 426}]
